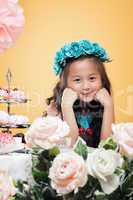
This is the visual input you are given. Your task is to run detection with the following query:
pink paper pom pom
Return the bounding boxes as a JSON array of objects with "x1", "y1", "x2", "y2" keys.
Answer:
[{"x1": 0, "y1": 0, "x2": 25, "y2": 53}]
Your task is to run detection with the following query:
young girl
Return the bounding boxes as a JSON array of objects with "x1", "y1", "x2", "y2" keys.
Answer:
[{"x1": 46, "y1": 40, "x2": 115, "y2": 147}]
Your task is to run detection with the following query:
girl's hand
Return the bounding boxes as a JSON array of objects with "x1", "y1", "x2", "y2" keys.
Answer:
[
  {"x1": 95, "y1": 88, "x2": 113, "y2": 107},
  {"x1": 61, "y1": 88, "x2": 78, "y2": 108}
]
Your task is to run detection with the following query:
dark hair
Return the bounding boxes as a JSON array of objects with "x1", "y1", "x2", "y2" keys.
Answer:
[{"x1": 46, "y1": 55, "x2": 112, "y2": 147}]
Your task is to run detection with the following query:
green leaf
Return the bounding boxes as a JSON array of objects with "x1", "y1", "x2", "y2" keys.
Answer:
[
  {"x1": 121, "y1": 173, "x2": 133, "y2": 197},
  {"x1": 94, "y1": 191, "x2": 108, "y2": 200},
  {"x1": 73, "y1": 137, "x2": 88, "y2": 160},
  {"x1": 32, "y1": 168, "x2": 49, "y2": 183},
  {"x1": 8, "y1": 197, "x2": 16, "y2": 200},
  {"x1": 114, "y1": 167, "x2": 125, "y2": 176},
  {"x1": 99, "y1": 137, "x2": 117, "y2": 150},
  {"x1": 49, "y1": 146, "x2": 60, "y2": 158}
]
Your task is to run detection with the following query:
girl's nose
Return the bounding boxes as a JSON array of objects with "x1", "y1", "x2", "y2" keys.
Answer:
[{"x1": 82, "y1": 81, "x2": 90, "y2": 91}]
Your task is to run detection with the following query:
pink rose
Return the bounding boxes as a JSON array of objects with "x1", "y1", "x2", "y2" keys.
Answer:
[
  {"x1": 49, "y1": 151, "x2": 87, "y2": 194},
  {"x1": 0, "y1": 0, "x2": 25, "y2": 53},
  {"x1": 0, "y1": 170, "x2": 16, "y2": 200},
  {"x1": 25, "y1": 116, "x2": 71, "y2": 149},
  {"x1": 112, "y1": 123, "x2": 133, "y2": 158}
]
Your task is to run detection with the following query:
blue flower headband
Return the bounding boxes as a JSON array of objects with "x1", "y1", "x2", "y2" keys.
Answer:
[{"x1": 53, "y1": 39, "x2": 110, "y2": 75}]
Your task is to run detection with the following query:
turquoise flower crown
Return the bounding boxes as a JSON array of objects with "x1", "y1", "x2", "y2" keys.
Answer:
[{"x1": 53, "y1": 39, "x2": 110, "y2": 75}]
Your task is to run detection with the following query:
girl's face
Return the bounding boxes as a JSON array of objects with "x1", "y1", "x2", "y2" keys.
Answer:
[{"x1": 67, "y1": 58, "x2": 103, "y2": 102}]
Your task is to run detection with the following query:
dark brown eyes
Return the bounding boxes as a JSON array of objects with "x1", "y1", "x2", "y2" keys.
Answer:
[
  {"x1": 90, "y1": 77, "x2": 96, "y2": 80},
  {"x1": 74, "y1": 79, "x2": 80, "y2": 82},
  {"x1": 73, "y1": 77, "x2": 96, "y2": 82}
]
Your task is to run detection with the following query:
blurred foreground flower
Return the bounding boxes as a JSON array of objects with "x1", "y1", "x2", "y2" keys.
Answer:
[{"x1": 0, "y1": 0, "x2": 25, "y2": 53}]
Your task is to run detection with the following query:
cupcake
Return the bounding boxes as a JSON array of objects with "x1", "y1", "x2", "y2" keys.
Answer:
[
  {"x1": 9, "y1": 115, "x2": 29, "y2": 125},
  {"x1": 0, "y1": 111, "x2": 9, "y2": 125},
  {"x1": 10, "y1": 89, "x2": 26, "y2": 102},
  {"x1": 0, "y1": 88, "x2": 8, "y2": 99},
  {"x1": 0, "y1": 132, "x2": 24, "y2": 154}
]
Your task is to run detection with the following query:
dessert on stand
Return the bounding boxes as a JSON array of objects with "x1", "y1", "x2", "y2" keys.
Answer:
[
  {"x1": 0, "y1": 69, "x2": 32, "y2": 182},
  {"x1": 0, "y1": 69, "x2": 30, "y2": 133}
]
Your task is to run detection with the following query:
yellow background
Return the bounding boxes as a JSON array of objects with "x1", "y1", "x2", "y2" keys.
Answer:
[{"x1": 0, "y1": 0, "x2": 133, "y2": 133}]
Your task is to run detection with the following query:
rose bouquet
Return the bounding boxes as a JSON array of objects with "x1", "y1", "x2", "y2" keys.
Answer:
[{"x1": 14, "y1": 119, "x2": 133, "y2": 200}]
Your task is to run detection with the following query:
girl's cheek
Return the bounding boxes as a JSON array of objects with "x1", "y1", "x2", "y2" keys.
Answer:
[
  {"x1": 68, "y1": 85, "x2": 79, "y2": 93},
  {"x1": 71, "y1": 84, "x2": 80, "y2": 90},
  {"x1": 93, "y1": 81, "x2": 102, "y2": 90}
]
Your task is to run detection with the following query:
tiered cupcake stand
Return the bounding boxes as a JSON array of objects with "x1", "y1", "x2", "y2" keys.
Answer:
[{"x1": 0, "y1": 69, "x2": 30, "y2": 134}]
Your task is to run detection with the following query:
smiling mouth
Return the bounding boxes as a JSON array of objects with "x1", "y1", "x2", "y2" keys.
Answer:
[
  {"x1": 81, "y1": 91, "x2": 96, "y2": 96},
  {"x1": 81, "y1": 94, "x2": 89, "y2": 96},
  {"x1": 81, "y1": 93, "x2": 90, "y2": 96},
  {"x1": 80, "y1": 93, "x2": 95, "y2": 98}
]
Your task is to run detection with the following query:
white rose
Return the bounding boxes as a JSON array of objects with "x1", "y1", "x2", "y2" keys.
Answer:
[
  {"x1": 86, "y1": 148, "x2": 123, "y2": 194},
  {"x1": 112, "y1": 123, "x2": 133, "y2": 159},
  {"x1": 49, "y1": 151, "x2": 87, "y2": 194},
  {"x1": 25, "y1": 116, "x2": 71, "y2": 149},
  {"x1": 0, "y1": 170, "x2": 16, "y2": 199}
]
